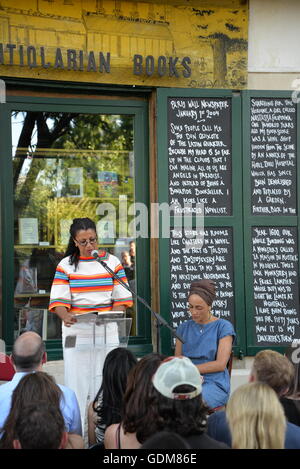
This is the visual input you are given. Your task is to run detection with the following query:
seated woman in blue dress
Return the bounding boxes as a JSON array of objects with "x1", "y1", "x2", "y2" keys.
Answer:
[{"x1": 175, "y1": 279, "x2": 236, "y2": 409}]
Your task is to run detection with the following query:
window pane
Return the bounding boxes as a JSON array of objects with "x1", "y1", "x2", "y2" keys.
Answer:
[{"x1": 12, "y1": 111, "x2": 136, "y2": 340}]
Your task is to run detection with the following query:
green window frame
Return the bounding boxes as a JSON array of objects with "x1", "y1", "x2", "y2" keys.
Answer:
[
  {"x1": 156, "y1": 88, "x2": 245, "y2": 357},
  {"x1": 157, "y1": 88, "x2": 300, "y2": 357},
  {"x1": 0, "y1": 80, "x2": 152, "y2": 359}
]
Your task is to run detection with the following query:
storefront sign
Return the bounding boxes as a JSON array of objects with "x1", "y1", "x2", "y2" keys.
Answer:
[
  {"x1": 0, "y1": 0, "x2": 248, "y2": 89},
  {"x1": 0, "y1": 44, "x2": 192, "y2": 78}
]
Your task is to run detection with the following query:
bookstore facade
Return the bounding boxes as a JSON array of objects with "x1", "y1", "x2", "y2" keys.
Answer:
[{"x1": 1, "y1": 1, "x2": 299, "y2": 360}]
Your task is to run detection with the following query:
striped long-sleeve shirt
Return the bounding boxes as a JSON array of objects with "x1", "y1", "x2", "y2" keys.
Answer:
[{"x1": 49, "y1": 251, "x2": 133, "y2": 315}]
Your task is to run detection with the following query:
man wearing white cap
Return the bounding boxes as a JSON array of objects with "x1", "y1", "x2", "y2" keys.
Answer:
[{"x1": 149, "y1": 356, "x2": 229, "y2": 449}]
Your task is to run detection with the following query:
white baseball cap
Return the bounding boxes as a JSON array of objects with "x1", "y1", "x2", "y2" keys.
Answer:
[{"x1": 152, "y1": 356, "x2": 203, "y2": 400}]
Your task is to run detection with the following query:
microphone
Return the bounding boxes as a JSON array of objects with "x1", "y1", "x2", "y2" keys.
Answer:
[{"x1": 91, "y1": 249, "x2": 100, "y2": 259}]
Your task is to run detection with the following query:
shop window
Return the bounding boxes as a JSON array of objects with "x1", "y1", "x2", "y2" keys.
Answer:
[{"x1": 12, "y1": 111, "x2": 137, "y2": 340}]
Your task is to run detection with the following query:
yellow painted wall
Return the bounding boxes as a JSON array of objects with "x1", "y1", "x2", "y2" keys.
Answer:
[{"x1": 0, "y1": 0, "x2": 248, "y2": 88}]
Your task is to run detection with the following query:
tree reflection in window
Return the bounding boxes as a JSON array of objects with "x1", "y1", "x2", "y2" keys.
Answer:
[{"x1": 12, "y1": 111, "x2": 136, "y2": 339}]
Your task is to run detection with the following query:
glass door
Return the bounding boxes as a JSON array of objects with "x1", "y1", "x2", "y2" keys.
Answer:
[{"x1": 1, "y1": 96, "x2": 150, "y2": 357}]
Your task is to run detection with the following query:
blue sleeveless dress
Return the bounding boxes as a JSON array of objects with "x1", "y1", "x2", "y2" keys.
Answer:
[{"x1": 176, "y1": 318, "x2": 236, "y2": 408}]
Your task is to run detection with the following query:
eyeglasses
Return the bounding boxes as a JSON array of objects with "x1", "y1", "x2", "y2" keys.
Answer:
[{"x1": 75, "y1": 237, "x2": 98, "y2": 247}]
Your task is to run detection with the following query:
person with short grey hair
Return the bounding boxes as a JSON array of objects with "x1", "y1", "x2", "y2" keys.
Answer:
[
  {"x1": 11, "y1": 331, "x2": 46, "y2": 371},
  {"x1": 0, "y1": 331, "x2": 82, "y2": 437}
]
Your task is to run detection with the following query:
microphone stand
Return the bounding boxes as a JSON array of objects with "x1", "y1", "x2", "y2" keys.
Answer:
[{"x1": 93, "y1": 254, "x2": 185, "y2": 351}]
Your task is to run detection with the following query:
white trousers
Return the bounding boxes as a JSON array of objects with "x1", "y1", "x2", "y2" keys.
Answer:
[{"x1": 62, "y1": 314, "x2": 119, "y2": 433}]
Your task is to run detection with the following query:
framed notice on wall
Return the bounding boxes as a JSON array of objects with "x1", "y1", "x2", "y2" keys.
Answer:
[
  {"x1": 67, "y1": 167, "x2": 83, "y2": 197},
  {"x1": 60, "y1": 219, "x2": 72, "y2": 245},
  {"x1": 19, "y1": 218, "x2": 39, "y2": 244}
]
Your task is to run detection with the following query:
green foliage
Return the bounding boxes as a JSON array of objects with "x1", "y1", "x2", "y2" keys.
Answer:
[{"x1": 13, "y1": 111, "x2": 134, "y2": 245}]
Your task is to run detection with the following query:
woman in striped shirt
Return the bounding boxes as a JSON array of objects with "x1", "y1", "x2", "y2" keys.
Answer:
[{"x1": 49, "y1": 217, "x2": 133, "y2": 431}]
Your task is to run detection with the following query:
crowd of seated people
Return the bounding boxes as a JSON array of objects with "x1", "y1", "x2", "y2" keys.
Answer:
[{"x1": 1, "y1": 335, "x2": 300, "y2": 449}]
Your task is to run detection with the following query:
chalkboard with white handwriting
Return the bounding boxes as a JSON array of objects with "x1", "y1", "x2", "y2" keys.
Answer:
[
  {"x1": 250, "y1": 98, "x2": 297, "y2": 215},
  {"x1": 170, "y1": 227, "x2": 235, "y2": 332},
  {"x1": 252, "y1": 226, "x2": 300, "y2": 345},
  {"x1": 168, "y1": 97, "x2": 232, "y2": 215}
]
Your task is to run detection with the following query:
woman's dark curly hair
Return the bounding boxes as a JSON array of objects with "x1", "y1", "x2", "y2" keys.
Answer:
[
  {"x1": 122, "y1": 354, "x2": 208, "y2": 444},
  {"x1": 148, "y1": 385, "x2": 209, "y2": 437}
]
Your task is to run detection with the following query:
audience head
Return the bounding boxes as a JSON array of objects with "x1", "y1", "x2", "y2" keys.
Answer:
[
  {"x1": 150, "y1": 356, "x2": 208, "y2": 436},
  {"x1": 141, "y1": 431, "x2": 191, "y2": 449},
  {"x1": 188, "y1": 279, "x2": 216, "y2": 307},
  {"x1": 121, "y1": 355, "x2": 209, "y2": 445},
  {"x1": 121, "y1": 251, "x2": 131, "y2": 266},
  {"x1": 152, "y1": 355, "x2": 203, "y2": 399},
  {"x1": 122, "y1": 352, "x2": 166, "y2": 443},
  {"x1": 93, "y1": 347, "x2": 137, "y2": 426},
  {"x1": 284, "y1": 342, "x2": 300, "y2": 397},
  {"x1": 0, "y1": 371, "x2": 62, "y2": 449},
  {"x1": 226, "y1": 381, "x2": 286, "y2": 449},
  {"x1": 250, "y1": 349, "x2": 294, "y2": 396},
  {"x1": 284, "y1": 342, "x2": 300, "y2": 396},
  {"x1": 13, "y1": 401, "x2": 67, "y2": 449},
  {"x1": 129, "y1": 241, "x2": 135, "y2": 259},
  {"x1": 11, "y1": 332, "x2": 46, "y2": 372}
]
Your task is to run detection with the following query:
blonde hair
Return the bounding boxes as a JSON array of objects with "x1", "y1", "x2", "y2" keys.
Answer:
[{"x1": 226, "y1": 382, "x2": 286, "y2": 449}]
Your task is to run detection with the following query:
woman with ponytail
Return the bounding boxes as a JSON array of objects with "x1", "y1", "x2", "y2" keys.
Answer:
[{"x1": 49, "y1": 218, "x2": 133, "y2": 430}]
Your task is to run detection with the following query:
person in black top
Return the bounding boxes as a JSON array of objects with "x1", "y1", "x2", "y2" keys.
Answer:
[
  {"x1": 141, "y1": 431, "x2": 191, "y2": 449},
  {"x1": 148, "y1": 356, "x2": 229, "y2": 449},
  {"x1": 280, "y1": 343, "x2": 300, "y2": 427}
]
